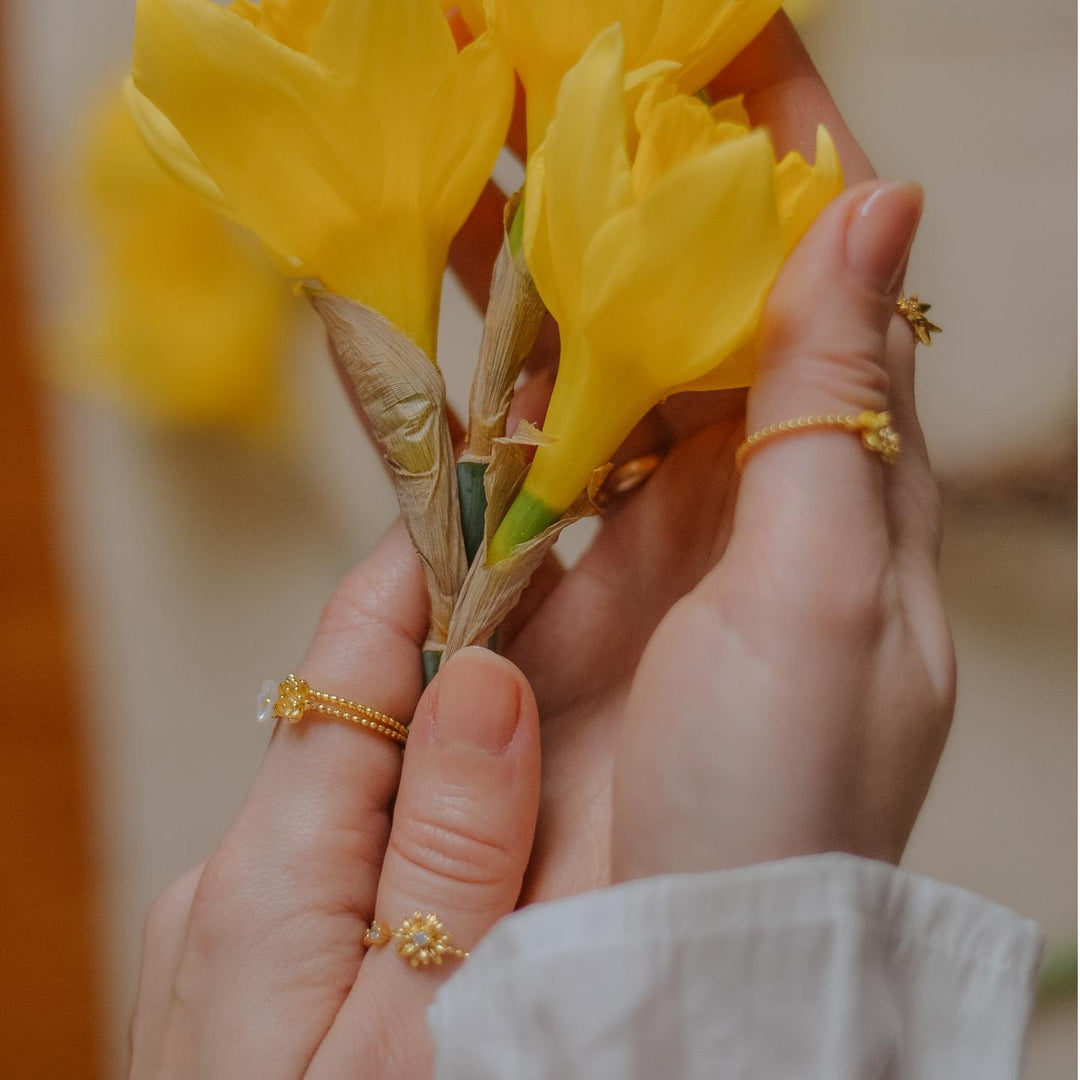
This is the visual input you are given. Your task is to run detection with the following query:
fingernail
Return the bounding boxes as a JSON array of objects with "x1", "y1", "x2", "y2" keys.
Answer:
[
  {"x1": 846, "y1": 181, "x2": 923, "y2": 296},
  {"x1": 434, "y1": 647, "x2": 521, "y2": 754}
]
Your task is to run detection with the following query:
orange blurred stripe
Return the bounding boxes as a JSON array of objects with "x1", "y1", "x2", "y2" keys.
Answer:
[{"x1": 0, "y1": 13, "x2": 106, "y2": 1080}]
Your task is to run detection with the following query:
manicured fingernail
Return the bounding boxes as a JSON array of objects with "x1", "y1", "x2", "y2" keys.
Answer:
[
  {"x1": 846, "y1": 181, "x2": 923, "y2": 295},
  {"x1": 434, "y1": 647, "x2": 521, "y2": 754}
]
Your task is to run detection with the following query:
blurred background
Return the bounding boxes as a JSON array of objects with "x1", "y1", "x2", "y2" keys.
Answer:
[{"x1": 0, "y1": 0, "x2": 1075, "y2": 1076}]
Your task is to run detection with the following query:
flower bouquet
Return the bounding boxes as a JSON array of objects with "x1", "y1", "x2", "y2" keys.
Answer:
[{"x1": 127, "y1": 0, "x2": 842, "y2": 679}]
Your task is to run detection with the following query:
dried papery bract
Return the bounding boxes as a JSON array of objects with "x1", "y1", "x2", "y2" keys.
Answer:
[
  {"x1": 443, "y1": 430, "x2": 593, "y2": 660},
  {"x1": 457, "y1": 191, "x2": 549, "y2": 563},
  {"x1": 309, "y1": 291, "x2": 467, "y2": 652},
  {"x1": 463, "y1": 192, "x2": 547, "y2": 464}
]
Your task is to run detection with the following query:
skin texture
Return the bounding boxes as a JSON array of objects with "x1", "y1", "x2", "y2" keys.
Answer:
[{"x1": 128, "y1": 15, "x2": 954, "y2": 1079}]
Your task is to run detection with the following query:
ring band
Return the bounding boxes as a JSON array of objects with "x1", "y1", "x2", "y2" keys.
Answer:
[
  {"x1": 257, "y1": 674, "x2": 409, "y2": 746},
  {"x1": 896, "y1": 294, "x2": 942, "y2": 346},
  {"x1": 363, "y1": 911, "x2": 469, "y2": 967},
  {"x1": 736, "y1": 410, "x2": 900, "y2": 471}
]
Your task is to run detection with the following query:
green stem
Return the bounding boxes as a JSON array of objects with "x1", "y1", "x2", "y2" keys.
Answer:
[
  {"x1": 457, "y1": 460, "x2": 489, "y2": 566},
  {"x1": 488, "y1": 488, "x2": 560, "y2": 564},
  {"x1": 422, "y1": 649, "x2": 442, "y2": 687}
]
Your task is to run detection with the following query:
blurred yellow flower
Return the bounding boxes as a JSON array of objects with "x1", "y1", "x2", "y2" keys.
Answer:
[
  {"x1": 130, "y1": 0, "x2": 513, "y2": 359},
  {"x1": 479, "y1": 0, "x2": 783, "y2": 151},
  {"x1": 489, "y1": 26, "x2": 842, "y2": 559},
  {"x1": 62, "y1": 89, "x2": 290, "y2": 431}
]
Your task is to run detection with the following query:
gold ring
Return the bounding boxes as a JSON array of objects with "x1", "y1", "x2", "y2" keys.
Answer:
[
  {"x1": 896, "y1": 294, "x2": 942, "y2": 346},
  {"x1": 257, "y1": 674, "x2": 408, "y2": 746},
  {"x1": 363, "y1": 911, "x2": 469, "y2": 967},
  {"x1": 736, "y1": 410, "x2": 900, "y2": 471}
]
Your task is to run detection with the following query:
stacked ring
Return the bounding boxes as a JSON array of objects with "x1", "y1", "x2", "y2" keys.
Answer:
[{"x1": 257, "y1": 674, "x2": 409, "y2": 746}]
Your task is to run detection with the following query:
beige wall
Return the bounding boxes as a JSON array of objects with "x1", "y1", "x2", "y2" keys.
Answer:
[{"x1": 4, "y1": 0, "x2": 1075, "y2": 1074}]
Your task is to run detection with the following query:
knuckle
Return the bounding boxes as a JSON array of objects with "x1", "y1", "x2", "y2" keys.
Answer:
[
  {"x1": 763, "y1": 299, "x2": 892, "y2": 412},
  {"x1": 180, "y1": 844, "x2": 272, "y2": 957},
  {"x1": 388, "y1": 807, "x2": 520, "y2": 893},
  {"x1": 798, "y1": 559, "x2": 894, "y2": 637},
  {"x1": 749, "y1": 552, "x2": 894, "y2": 641},
  {"x1": 315, "y1": 575, "x2": 415, "y2": 650}
]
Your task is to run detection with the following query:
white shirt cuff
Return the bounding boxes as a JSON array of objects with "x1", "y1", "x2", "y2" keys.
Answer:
[{"x1": 430, "y1": 853, "x2": 1042, "y2": 1080}]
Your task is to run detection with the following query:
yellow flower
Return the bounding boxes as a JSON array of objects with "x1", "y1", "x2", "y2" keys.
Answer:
[
  {"x1": 62, "y1": 89, "x2": 291, "y2": 432},
  {"x1": 485, "y1": 0, "x2": 783, "y2": 151},
  {"x1": 130, "y1": 0, "x2": 513, "y2": 359},
  {"x1": 488, "y1": 26, "x2": 841, "y2": 560}
]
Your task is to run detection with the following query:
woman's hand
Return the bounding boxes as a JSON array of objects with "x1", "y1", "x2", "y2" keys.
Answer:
[
  {"x1": 130, "y1": 527, "x2": 542, "y2": 1079},
  {"x1": 464, "y1": 14, "x2": 951, "y2": 900},
  {"x1": 611, "y1": 176, "x2": 954, "y2": 879}
]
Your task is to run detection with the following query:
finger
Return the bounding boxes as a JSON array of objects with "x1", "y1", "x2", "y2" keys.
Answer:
[
  {"x1": 128, "y1": 862, "x2": 204, "y2": 1078},
  {"x1": 158, "y1": 522, "x2": 428, "y2": 1079},
  {"x1": 372, "y1": 647, "x2": 538, "y2": 966},
  {"x1": 708, "y1": 12, "x2": 875, "y2": 185},
  {"x1": 733, "y1": 180, "x2": 923, "y2": 578},
  {"x1": 310, "y1": 647, "x2": 540, "y2": 1076},
  {"x1": 880, "y1": 315, "x2": 943, "y2": 566}
]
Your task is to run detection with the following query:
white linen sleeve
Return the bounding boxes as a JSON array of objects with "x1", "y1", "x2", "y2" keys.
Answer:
[{"x1": 428, "y1": 853, "x2": 1042, "y2": 1080}]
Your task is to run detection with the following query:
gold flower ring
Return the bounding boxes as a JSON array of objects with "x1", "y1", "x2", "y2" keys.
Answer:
[
  {"x1": 736, "y1": 410, "x2": 900, "y2": 471},
  {"x1": 256, "y1": 674, "x2": 408, "y2": 746},
  {"x1": 363, "y1": 912, "x2": 470, "y2": 968},
  {"x1": 896, "y1": 294, "x2": 942, "y2": 347}
]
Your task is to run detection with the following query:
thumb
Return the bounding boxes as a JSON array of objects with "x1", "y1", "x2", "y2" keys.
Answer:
[{"x1": 732, "y1": 180, "x2": 923, "y2": 560}]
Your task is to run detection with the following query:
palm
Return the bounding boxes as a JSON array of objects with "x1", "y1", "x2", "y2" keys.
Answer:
[{"x1": 504, "y1": 407, "x2": 743, "y2": 899}]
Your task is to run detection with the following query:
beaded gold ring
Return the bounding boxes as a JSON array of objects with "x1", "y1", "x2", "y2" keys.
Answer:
[
  {"x1": 256, "y1": 674, "x2": 408, "y2": 746},
  {"x1": 736, "y1": 410, "x2": 900, "y2": 472}
]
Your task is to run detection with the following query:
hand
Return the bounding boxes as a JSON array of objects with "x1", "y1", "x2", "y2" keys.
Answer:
[
  {"x1": 444, "y1": 14, "x2": 951, "y2": 899},
  {"x1": 129, "y1": 530, "x2": 544, "y2": 1078},
  {"x1": 611, "y1": 175, "x2": 954, "y2": 878}
]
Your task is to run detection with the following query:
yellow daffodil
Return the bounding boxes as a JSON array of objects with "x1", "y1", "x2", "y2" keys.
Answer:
[
  {"x1": 62, "y1": 89, "x2": 290, "y2": 431},
  {"x1": 480, "y1": 0, "x2": 782, "y2": 151},
  {"x1": 488, "y1": 25, "x2": 842, "y2": 560},
  {"x1": 130, "y1": 0, "x2": 513, "y2": 359}
]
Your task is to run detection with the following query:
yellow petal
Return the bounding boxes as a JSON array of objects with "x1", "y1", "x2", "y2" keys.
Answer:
[
  {"x1": 439, "y1": 0, "x2": 487, "y2": 34},
  {"x1": 673, "y1": 0, "x2": 783, "y2": 94},
  {"x1": 231, "y1": 0, "x2": 329, "y2": 50},
  {"x1": 709, "y1": 94, "x2": 751, "y2": 128},
  {"x1": 423, "y1": 32, "x2": 515, "y2": 245},
  {"x1": 123, "y1": 77, "x2": 232, "y2": 220},
  {"x1": 501, "y1": 0, "x2": 662, "y2": 148},
  {"x1": 775, "y1": 124, "x2": 844, "y2": 254},
  {"x1": 524, "y1": 24, "x2": 632, "y2": 327},
  {"x1": 520, "y1": 132, "x2": 782, "y2": 515},
  {"x1": 631, "y1": 80, "x2": 747, "y2": 200},
  {"x1": 669, "y1": 344, "x2": 757, "y2": 394},
  {"x1": 133, "y1": 0, "x2": 382, "y2": 284},
  {"x1": 585, "y1": 129, "x2": 782, "y2": 387}
]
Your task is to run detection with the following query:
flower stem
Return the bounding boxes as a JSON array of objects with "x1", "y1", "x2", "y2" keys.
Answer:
[
  {"x1": 487, "y1": 488, "x2": 560, "y2": 564},
  {"x1": 457, "y1": 460, "x2": 488, "y2": 566},
  {"x1": 422, "y1": 649, "x2": 442, "y2": 686}
]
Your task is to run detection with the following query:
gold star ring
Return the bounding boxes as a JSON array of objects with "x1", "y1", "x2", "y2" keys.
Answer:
[
  {"x1": 897, "y1": 294, "x2": 942, "y2": 347},
  {"x1": 363, "y1": 912, "x2": 469, "y2": 968}
]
